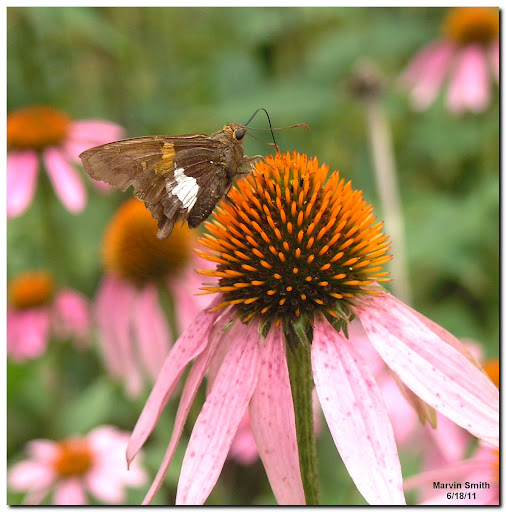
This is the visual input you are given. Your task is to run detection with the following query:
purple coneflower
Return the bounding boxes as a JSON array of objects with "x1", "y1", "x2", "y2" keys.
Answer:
[
  {"x1": 8, "y1": 426, "x2": 147, "y2": 505},
  {"x1": 401, "y1": 7, "x2": 499, "y2": 114},
  {"x1": 7, "y1": 105, "x2": 124, "y2": 217},
  {"x1": 95, "y1": 198, "x2": 213, "y2": 397},
  {"x1": 7, "y1": 270, "x2": 90, "y2": 361},
  {"x1": 127, "y1": 152, "x2": 498, "y2": 505}
]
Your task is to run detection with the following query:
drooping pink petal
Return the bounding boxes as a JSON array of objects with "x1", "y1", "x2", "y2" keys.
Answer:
[
  {"x1": 94, "y1": 276, "x2": 124, "y2": 379},
  {"x1": 447, "y1": 45, "x2": 490, "y2": 114},
  {"x1": 127, "y1": 303, "x2": 221, "y2": 466},
  {"x1": 43, "y1": 147, "x2": 86, "y2": 213},
  {"x1": 131, "y1": 284, "x2": 171, "y2": 381},
  {"x1": 142, "y1": 310, "x2": 234, "y2": 505},
  {"x1": 176, "y1": 321, "x2": 261, "y2": 505},
  {"x1": 53, "y1": 478, "x2": 87, "y2": 505},
  {"x1": 7, "y1": 308, "x2": 51, "y2": 361},
  {"x1": 249, "y1": 326, "x2": 305, "y2": 505},
  {"x1": 99, "y1": 277, "x2": 143, "y2": 397},
  {"x1": 52, "y1": 288, "x2": 90, "y2": 347},
  {"x1": 425, "y1": 414, "x2": 470, "y2": 465},
  {"x1": 401, "y1": 41, "x2": 454, "y2": 110},
  {"x1": 7, "y1": 150, "x2": 39, "y2": 217},
  {"x1": 63, "y1": 120, "x2": 125, "y2": 163},
  {"x1": 312, "y1": 318, "x2": 405, "y2": 505},
  {"x1": 8, "y1": 460, "x2": 56, "y2": 491},
  {"x1": 355, "y1": 292, "x2": 499, "y2": 447}
]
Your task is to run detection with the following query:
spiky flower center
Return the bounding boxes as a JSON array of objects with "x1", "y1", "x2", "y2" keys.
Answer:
[
  {"x1": 197, "y1": 152, "x2": 391, "y2": 328},
  {"x1": 52, "y1": 438, "x2": 94, "y2": 478},
  {"x1": 7, "y1": 106, "x2": 70, "y2": 150},
  {"x1": 103, "y1": 198, "x2": 193, "y2": 286},
  {"x1": 443, "y1": 7, "x2": 499, "y2": 46},
  {"x1": 8, "y1": 271, "x2": 54, "y2": 310}
]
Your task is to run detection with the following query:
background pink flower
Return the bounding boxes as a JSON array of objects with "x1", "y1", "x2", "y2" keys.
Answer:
[
  {"x1": 7, "y1": 270, "x2": 91, "y2": 361},
  {"x1": 8, "y1": 425, "x2": 147, "y2": 505},
  {"x1": 7, "y1": 105, "x2": 125, "y2": 217},
  {"x1": 400, "y1": 7, "x2": 499, "y2": 114},
  {"x1": 94, "y1": 198, "x2": 214, "y2": 397}
]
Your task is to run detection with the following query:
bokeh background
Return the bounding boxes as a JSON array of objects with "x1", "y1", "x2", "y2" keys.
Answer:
[{"x1": 7, "y1": 6, "x2": 499, "y2": 505}]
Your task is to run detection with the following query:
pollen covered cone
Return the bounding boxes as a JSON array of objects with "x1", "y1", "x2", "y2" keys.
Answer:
[
  {"x1": 103, "y1": 198, "x2": 193, "y2": 286},
  {"x1": 197, "y1": 151, "x2": 391, "y2": 328},
  {"x1": 52, "y1": 438, "x2": 94, "y2": 478},
  {"x1": 443, "y1": 7, "x2": 499, "y2": 46},
  {"x1": 7, "y1": 105, "x2": 70, "y2": 150},
  {"x1": 8, "y1": 270, "x2": 54, "y2": 310}
]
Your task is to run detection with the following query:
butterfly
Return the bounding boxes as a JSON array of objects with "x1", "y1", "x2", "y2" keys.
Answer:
[{"x1": 80, "y1": 121, "x2": 260, "y2": 239}]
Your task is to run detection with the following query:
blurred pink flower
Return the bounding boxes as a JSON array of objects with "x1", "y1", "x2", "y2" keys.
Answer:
[
  {"x1": 7, "y1": 105, "x2": 124, "y2": 217},
  {"x1": 7, "y1": 270, "x2": 91, "y2": 361},
  {"x1": 400, "y1": 7, "x2": 499, "y2": 114},
  {"x1": 95, "y1": 198, "x2": 214, "y2": 397},
  {"x1": 8, "y1": 425, "x2": 147, "y2": 505},
  {"x1": 404, "y1": 359, "x2": 499, "y2": 505},
  {"x1": 126, "y1": 292, "x2": 499, "y2": 505}
]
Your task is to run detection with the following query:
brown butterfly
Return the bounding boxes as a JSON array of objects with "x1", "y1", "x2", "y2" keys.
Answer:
[
  {"x1": 80, "y1": 110, "x2": 308, "y2": 239},
  {"x1": 80, "y1": 121, "x2": 258, "y2": 239}
]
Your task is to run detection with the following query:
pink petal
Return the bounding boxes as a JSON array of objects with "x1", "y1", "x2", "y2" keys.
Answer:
[
  {"x1": 447, "y1": 45, "x2": 490, "y2": 114},
  {"x1": 43, "y1": 147, "x2": 86, "y2": 213},
  {"x1": 7, "y1": 308, "x2": 51, "y2": 361},
  {"x1": 8, "y1": 460, "x2": 55, "y2": 491},
  {"x1": 26, "y1": 440, "x2": 58, "y2": 462},
  {"x1": 249, "y1": 326, "x2": 305, "y2": 505},
  {"x1": 176, "y1": 321, "x2": 261, "y2": 505},
  {"x1": 312, "y1": 318, "x2": 405, "y2": 504},
  {"x1": 142, "y1": 310, "x2": 234, "y2": 504},
  {"x1": 94, "y1": 276, "x2": 124, "y2": 378},
  {"x1": 401, "y1": 41, "x2": 454, "y2": 110},
  {"x1": 7, "y1": 150, "x2": 39, "y2": 217},
  {"x1": 52, "y1": 288, "x2": 90, "y2": 347},
  {"x1": 126, "y1": 303, "x2": 220, "y2": 466},
  {"x1": 53, "y1": 478, "x2": 87, "y2": 505},
  {"x1": 132, "y1": 284, "x2": 171, "y2": 381},
  {"x1": 228, "y1": 411, "x2": 260, "y2": 465},
  {"x1": 355, "y1": 292, "x2": 499, "y2": 447},
  {"x1": 95, "y1": 276, "x2": 143, "y2": 397},
  {"x1": 425, "y1": 414, "x2": 470, "y2": 464},
  {"x1": 64, "y1": 120, "x2": 125, "y2": 163},
  {"x1": 85, "y1": 469, "x2": 125, "y2": 504}
]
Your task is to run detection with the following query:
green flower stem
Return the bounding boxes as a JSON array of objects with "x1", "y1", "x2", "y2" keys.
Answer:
[{"x1": 286, "y1": 335, "x2": 321, "y2": 505}]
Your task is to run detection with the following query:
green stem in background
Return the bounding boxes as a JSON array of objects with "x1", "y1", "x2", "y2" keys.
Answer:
[
  {"x1": 285, "y1": 320, "x2": 321, "y2": 505},
  {"x1": 365, "y1": 98, "x2": 412, "y2": 304}
]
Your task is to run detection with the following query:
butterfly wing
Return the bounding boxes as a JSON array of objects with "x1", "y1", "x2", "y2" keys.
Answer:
[{"x1": 80, "y1": 135, "x2": 230, "y2": 239}]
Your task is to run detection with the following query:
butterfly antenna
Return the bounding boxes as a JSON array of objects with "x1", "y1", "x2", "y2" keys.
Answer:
[{"x1": 244, "y1": 108, "x2": 279, "y2": 153}]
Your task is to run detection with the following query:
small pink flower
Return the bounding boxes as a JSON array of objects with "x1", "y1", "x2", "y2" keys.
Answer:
[
  {"x1": 400, "y1": 7, "x2": 499, "y2": 114},
  {"x1": 126, "y1": 153, "x2": 499, "y2": 505},
  {"x1": 8, "y1": 426, "x2": 147, "y2": 505},
  {"x1": 7, "y1": 270, "x2": 91, "y2": 361},
  {"x1": 7, "y1": 105, "x2": 125, "y2": 217},
  {"x1": 95, "y1": 198, "x2": 214, "y2": 397}
]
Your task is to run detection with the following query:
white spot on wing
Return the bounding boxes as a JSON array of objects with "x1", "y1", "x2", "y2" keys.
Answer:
[{"x1": 168, "y1": 167, "x2": 199, "y2": 211}]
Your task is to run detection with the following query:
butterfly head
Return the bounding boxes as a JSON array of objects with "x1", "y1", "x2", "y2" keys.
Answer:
[{"x1": 223, "y1": 122, "x2": 247, "y2": 142}]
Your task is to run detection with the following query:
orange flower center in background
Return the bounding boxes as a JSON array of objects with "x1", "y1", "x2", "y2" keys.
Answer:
[
  {"x1": 482, "y1": 359, "x2": 499, "y2": 388},
  {"x1": 7, "y1": 105, "x2": 70, "y2": 151},
  {"x1": 52, "y1": 438, "x2": 94, "y2": 478},
  {"x1": 197, "y1": 151, "x2": 391, "y2": 328},
  {"x1": 103, "y1": 198, "x2": 193, "y2": 286},
  {"x1": 8, "y1": 270, "x2": 54, "y2": 310},
  {"x1": 443, "y1": 7, "x2": 499, "y2": 46}
]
